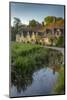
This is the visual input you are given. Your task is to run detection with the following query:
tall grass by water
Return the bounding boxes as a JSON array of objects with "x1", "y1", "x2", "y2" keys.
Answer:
[
  {"x1": 11, "y1": 42, "x2": 49, "y2": 90},
  {"x1": 53, "y1": 66, "x2": 64, "y2": 94},
  {"x1": 11, "y1": 42, "x2": 64, "y2": 93}
]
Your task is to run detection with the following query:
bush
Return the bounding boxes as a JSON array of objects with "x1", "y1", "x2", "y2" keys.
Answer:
[{"x1": 56, "y1": 36, "x2": 64, "y2": 47}]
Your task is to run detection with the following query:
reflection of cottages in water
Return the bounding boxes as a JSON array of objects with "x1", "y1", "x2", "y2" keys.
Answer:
[
  {"x1": 48, "y1": 50, "x2": 63, "y2": 74},
  {"x1": 16, "y1": 25, "x2": 64, "y2": 45}
]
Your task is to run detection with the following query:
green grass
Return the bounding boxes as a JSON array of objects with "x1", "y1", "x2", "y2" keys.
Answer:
[
  {"x1": 53, "y1": 67, "x2": 64, "y2": 94},
  {"x1": 11, "y1": 42, "x2": 63, "y2": 78},
  {"x1": 11, "y1": 42, "x2": 49, "y2": 65},
  {"x1": 11, "y1": 42, "x2": 49, "y2": 87},
  {"x1": 11, "y1": 42, "x2": 64, "y2": 93}
]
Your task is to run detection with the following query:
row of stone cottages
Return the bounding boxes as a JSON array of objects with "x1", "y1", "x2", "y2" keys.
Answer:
[{"x1": 16, "y1": 24, "x2": 64, "y2": 45}]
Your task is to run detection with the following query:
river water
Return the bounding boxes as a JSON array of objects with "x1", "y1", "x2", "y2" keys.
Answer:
[{"x1": 10, "y1": 67, "x2": 59, "y2": 97}]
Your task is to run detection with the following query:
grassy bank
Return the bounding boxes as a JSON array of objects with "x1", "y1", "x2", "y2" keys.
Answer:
[
  {"x1": 11, "y1": 42, "x2": 49, "y2": 90},
  {"x1": 11, "y1": 42, "x2": 64, "y2": 92},
  {"x1": 11, "y1": 42, "x2": 49, "y2": 70},
  {"x1": 53, "y1": 66, "x2": 64, "y2": 94}
]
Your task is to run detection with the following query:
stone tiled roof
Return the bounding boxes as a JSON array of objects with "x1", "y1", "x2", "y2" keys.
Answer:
[{"x1": 17, "y1": 22, "x2": 64, "y2": 34}]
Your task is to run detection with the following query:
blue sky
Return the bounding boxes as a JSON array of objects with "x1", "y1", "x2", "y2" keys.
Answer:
[{"x1": 11, "y1": 2, "x2": 64, "y2": 25}]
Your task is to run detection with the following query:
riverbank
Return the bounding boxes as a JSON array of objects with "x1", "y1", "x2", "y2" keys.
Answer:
[
  {"x1": 53, "y1": 66, "x2": 64, "y2": 94},
  {"x1": 11, "y1": 42, "x2": 64, "y2": 96}
]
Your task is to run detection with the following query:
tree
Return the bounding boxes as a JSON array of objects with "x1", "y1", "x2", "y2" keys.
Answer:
[
  {"x1": 56, "y1": 17, "x2": 63, "y2": 21},
  {"x1": 56, "y1": 20, "x2": 64, "y2": 26},
  {"x1": 11, "y1": 26, "x2": 15, "y2": 41},
  {"x1": 44, "y1": 16, "x2": 64, "y2": 26},
  {"x1": 44, "y1": 16, "x2": 56, "y2": 25},
  {"x1": 13, "y1": 17, "x2": 22, "y2": 34},
  {"x1": 11, "y1": 17, "x2": 22, "y2": 41},
  {"x1": 56, "y1": 36, "x2": 64, "y2": 47},
  {"x1": 42, "y1": 21, "x2": 44, "y2": 26},
  {"x1": 13, "y1": 17, "x2": 21, "y2": 27},
  {"x1": 29, "y1": 19, "x2": 40, "y2": 28}
]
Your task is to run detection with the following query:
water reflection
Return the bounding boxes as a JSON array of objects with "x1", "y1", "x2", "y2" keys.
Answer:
[
  {"x1": 11, "y1": 68, "x2": 58, "y2": 97},
  {"x1": 53, "y1": 67, "x2": 55, "y2": 75},
  {"x1": 11, "y1": 50, "x2": 63, "y2": 97},
  {"x1": 48, "y1": 50, "x2": 63, "y2": 67},
  {"x1": 48, "y1": 49, "x2": 63, "y2": 74},
  {"x1": 11, "y1": 71, "x2": 33, "y2": 93}
]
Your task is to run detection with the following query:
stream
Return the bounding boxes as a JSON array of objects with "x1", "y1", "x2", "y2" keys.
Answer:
[{"x1": 10, "y1": 67, "x2": 59, "y2": 97}]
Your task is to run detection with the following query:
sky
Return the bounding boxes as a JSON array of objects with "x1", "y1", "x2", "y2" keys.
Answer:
[{"x1": 11, "y1": 2, "x2": 65, "y2": 26}]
